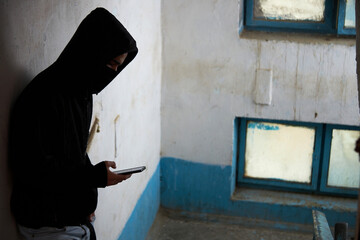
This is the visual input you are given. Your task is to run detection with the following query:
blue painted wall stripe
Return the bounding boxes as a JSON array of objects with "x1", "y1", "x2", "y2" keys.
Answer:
[
  {"x1": 118, "y1": 155, "x2": 356, "y2": 239},
  {"x1": 118, "y1": 164, "x2": 160, "y2": 240},
  {"x1": 160, "y1": 157, "x2": 356, "y2": 228}
]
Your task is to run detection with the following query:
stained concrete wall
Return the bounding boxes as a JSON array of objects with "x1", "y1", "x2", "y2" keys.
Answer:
[
  {"x1": 161, "y1": 0, "x2": 360, "y2": 166},
  {"x1": 0, "y1": 1, "x2": 161, "y2": 239}
]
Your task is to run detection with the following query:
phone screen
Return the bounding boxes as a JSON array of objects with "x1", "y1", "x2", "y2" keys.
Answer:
[{"x1": 114, "y1": 166, "x2": 146, "y2": 175}]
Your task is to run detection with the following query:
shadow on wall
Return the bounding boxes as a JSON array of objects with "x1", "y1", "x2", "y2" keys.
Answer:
[{"x1": 0, "y1": 3, "x2": 31, "y2": 239}]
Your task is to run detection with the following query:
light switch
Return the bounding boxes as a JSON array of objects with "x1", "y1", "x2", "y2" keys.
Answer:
[{"x1": 253, "y1": 69, "x2": 272, "y2": 105}]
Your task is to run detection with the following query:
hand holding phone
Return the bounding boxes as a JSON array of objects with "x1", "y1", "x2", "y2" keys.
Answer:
[{"x1": 106, "y1": 162, "x2": 146, "y2": 186}]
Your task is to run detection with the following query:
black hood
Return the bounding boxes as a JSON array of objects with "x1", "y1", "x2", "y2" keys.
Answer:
[{"x1": 55, "y1": 7, "x2": 138, "y2": 95}]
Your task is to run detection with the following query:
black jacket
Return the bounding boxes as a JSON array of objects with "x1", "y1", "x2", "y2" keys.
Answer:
[{"x1": 9, "y1": 8, "x2": 138, "y2": 228}]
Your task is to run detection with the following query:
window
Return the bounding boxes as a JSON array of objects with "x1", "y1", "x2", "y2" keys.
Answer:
[
  {"x1": 321, "y1": 124, "x2": 360, "y2": 195},
  {"x1": 244, "y1": 0, "x2": 355, "y2": 36},
  {"x1": 236, "y1": 118, "x2": 360, "y2": 197},
  {"x1": 338, "y1": 0, "x2": 356, "y2": 35}
]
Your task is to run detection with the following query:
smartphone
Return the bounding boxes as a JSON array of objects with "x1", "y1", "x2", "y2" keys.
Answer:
[{"x1": 114, "y1": 166, "x2": 146, "y2": 175}]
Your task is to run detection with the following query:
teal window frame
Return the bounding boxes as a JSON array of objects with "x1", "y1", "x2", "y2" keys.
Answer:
[
  {"x1": 337, "y1": 0, "x2": 356, "y2": 35},
  {"x1": 236, "y1": 118, "x2": 360, "y2": 197},
  {"x1": 237, "y1": 118, "x2": 323, "y2": 192},
  {"x1": 320, "y1": 124, "x2": 360, "y2": 196},
  {"x1": 244, "y1": 0, "x2": 355, "y2": 36}
]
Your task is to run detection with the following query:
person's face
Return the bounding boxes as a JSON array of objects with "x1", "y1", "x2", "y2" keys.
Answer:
[{"x1": 106, "y1": 52, "x2": 128, "y2": 71}]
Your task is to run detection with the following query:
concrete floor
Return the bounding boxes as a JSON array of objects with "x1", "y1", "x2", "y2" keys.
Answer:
[{"x1": 146, "y1": 208, "x2": 313, "y2": 240}]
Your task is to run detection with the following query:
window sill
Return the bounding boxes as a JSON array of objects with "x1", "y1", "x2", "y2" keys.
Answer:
[
  {"x1": 232, "y1": 187, "x2": 357, "y2": 213},
  {"x1": 239, "y1": 29, "x2": 356, "y2": 47}
]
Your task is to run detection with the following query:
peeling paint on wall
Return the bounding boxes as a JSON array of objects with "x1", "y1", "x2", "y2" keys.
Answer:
[{"x1": 248, "y1": 122, "x2": 279, "y2": 131}]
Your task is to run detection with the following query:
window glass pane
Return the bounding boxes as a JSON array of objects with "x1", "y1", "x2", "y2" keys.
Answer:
[
  {"x1": 254, "y1": 0, "x2": 325, "y2": 22},
  {"x1": 344, "y1": 0, "x2": 355, "y2": 28},
  {"x1": 327, "y1": 129, "x2": 360, "y2": 189},
  {"x1": 244, "y1": 121, "x2": 315, "y2": 183}
]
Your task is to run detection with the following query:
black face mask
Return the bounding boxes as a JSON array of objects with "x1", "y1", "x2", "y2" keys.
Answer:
[{"x1": 89, "y1": 64, "x2": 119, "y2": 94}]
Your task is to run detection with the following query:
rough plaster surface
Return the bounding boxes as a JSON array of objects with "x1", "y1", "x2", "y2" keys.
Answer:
[
  {"x1": 161, "y1": 0, "x2": 360, "y2": 166},
  {"x1": 0, "y1": 1, "x2": 161, "y2": 240}
]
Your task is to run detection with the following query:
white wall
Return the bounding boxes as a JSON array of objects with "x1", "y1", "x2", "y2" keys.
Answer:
[
  {"x1": 161, "y1": 0, "x2": 360, "y2": 166},
  {"x1": 0, "y1": 1, "x2": 161, "y2": 239},
  {"x1": 89, "y1": 1, "x2": 161, "y2": 239}
]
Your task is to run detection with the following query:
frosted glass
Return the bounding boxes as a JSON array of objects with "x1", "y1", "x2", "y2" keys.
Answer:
[
  {"x1": 327, "y1": 129, "x2": 360, "y2": 189},
  {"x1": 244, "y1": 121, "x2": 315, "y2": 183},
  {"x1": 254, "y1": 0, "x2": 325, "y2": 22},
  {"x1": 344, "y1": 0, "x2": 355, "y2": 28}
]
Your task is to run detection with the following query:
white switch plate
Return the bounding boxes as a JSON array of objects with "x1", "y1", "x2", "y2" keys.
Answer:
[{"x1": 253, "y1": 69, "x2": 272, "y2": 105}]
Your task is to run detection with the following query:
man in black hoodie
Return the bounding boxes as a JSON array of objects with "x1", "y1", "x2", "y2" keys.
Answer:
[{"x1": 9, "y1": 8, "x2": 138, "y2": 240}]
